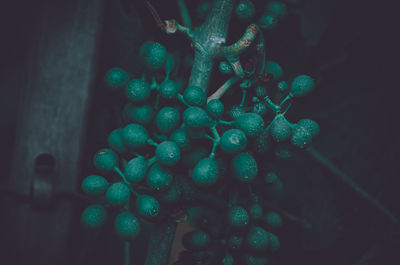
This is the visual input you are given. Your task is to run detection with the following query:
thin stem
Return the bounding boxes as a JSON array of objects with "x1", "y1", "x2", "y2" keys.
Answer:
[
  {"x1": 147, "y1": 156, "x2": 157, "y2": 167},
  {"x1": 125, "y1": 242, "x2": 131, "y2": 265},
  {"x1": 113, "y1": 167, "x2": 140, "y2": 197},
  {"x1": 177, "y1": 93, "x2": 191, "y2": 107},
  {"x1": 239, "y1": 89, "x2": 247, "y2": 107},
  {"x1": 207, "y1": 76, "x2": 240, "y2": 102},
  {"x1": 222, "y1": 24, "x2": 259, "y2": 58},
  {"x1": 280, "y1": 93, "x2": 293, "y2": 106},
  {"x1": 147, "y1": 138, "x2": 159, "y2": 147},
  {"x1": 177, "y1": 0, "x2": 192, "y2": 30},
  {"x1": 264, "y1": 96, "x2": 281, "y2": 112},
  {"x1": 218, "y1": 120, "x2": 235, "y2": 126}
]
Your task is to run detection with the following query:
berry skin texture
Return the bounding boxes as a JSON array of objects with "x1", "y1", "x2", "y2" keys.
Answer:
[
  {"x1": 124, "y1": 156, "x2": 147, "y2": 183},
  {"x1": 125, "y1": 78, "x2": 151, "y2": 103},
  {"x1": 290, "y1": 74, "x2": 314, "y2": 97},
  {"x1": 136, "y1": 194, "x2": 160, "y2": 218},
  {"x1": 270, "y1": 114, "x2": 292, "y2": 142},
  {"x1": 114, "y1": 212, "x2": 141, "y2": 240},
  {"x1": 254, "y1": 127, "x2": 272, "y2": 153},
  {"x1": 192, "y1": 157, "x2": 219, "y2": 187},
  {"x1": 106, "y1": 182, "x2": 131, "y2": 206},
  {"x1": 227, "y1": 206, "x2": 250, "y2": 229},
  {"x1": 220, "y1": 129, "x2": 247, "y2": 154},
  {"x1": 236, "y1": 113, "x2": 265, "y2": 137},
  {"x1": 81, "y1": 204, "x2": 107, "y2": 229},
  {"x1": 264, "y1": 211, "x2": 283, "y2": 229},
  {"x1": 160, "y1": 79, "x2": 180, "y2": 99},
  {"x1": 222, "y1": 253, "x2": 234, "y2": 265},
  {"x1": 141, "y1": 41, "x2": 167, "y2": 70},
  {"x1": 122, "y1": 103, "x2": 154, "y2": 126},
  {"x1": 182, "y1": 230, "x2": 211, "y2": 251},
  {"x1": 231, "y1": 153, "x2": 258, "y2": 183},
  {"x1": 297, "y1": 118, "x2": 320, "y2": 137},
  {"x1": 277, "y1": 80, "x2": 288, "y2": 92},
  {"x1": 170, "y1": 128, "x2": 191, "y2": 151},
  {"x1": 81, "y1": 175, "x2": 109, "y2": 196},
  {"x1": 266, "y1": 232, "x2": 280, "y2": 252},
  {"x1": 105, "y1": 68, "x2": 129, "y2": 89},
  {"x1": 291, "y1": 125, "x2": 312, "y2": 148},
  {"x1": 206, "y1": 99, "x2": 225, "y2": 120},
  {"x1": 108, "y1": 129, "x2": 127, "y2": 153},
  {"x1": 183, "y1": 107, "x2": 210, "y2": 128},
  {"x1": 245, "y1": 226, "x2": 269, "y2": 252},
  {"x1": 122, "y1": 123, "x2": 149, "y2": 149},
  {"x1": 156, "y1": 107, "x2": 181, "y2": 134},
  {"x1": 184, "y1": 86, "x2": 206, "y2": 106},
  {"x1": 265, "y1": 61, "x2": 283, "y2": 80},
  {"x1": 252, "y1": 102, "x2": 267, "y2": 117},
  {"x1": 93, "y1": 148, "x2": 118, "y2": 171},
  {"x1": 229, "y1": 105, "x2": 245, "y2": 120},
  {"x1": 146, "y1": 163, "x2": 173, "y2": 191},
  {"x1": 156, "y1": 141, "x2": 181, "y2": 167},
  {"x1": 235, "y1": 0, "x2": 255, "y2": 21}
]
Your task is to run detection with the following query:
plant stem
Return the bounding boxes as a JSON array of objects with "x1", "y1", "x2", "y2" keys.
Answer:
[{"x1": 124, "y1": 242, "x2": 131, "y2": 265}]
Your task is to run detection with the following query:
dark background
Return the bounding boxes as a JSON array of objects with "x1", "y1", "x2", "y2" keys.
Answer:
[{"x1": 0, "y1": 0, "x2": 398, "y2": 264}]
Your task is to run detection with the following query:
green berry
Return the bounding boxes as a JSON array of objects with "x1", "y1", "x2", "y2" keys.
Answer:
[
  {"x1": 231, "y1": 153, "x2": 258, "y2": 183},
  {"x1": 93, "y1": 148, "x2": 118, "y2": 171},
  {"x1": 227, "y1": 206, "x2": 250, "y2": 229},
  {"x1": 235, "y1": 113, "x2": 264, "y2": 137},
  {"x1": 249, "y1": 203, "x2": 263, "y2": 221},
  {"x1": 156, "y1": 141, "x2": 181, "y2": 166},
  {"x1": 290, "y1": 74, "x2": 314, "y2": 97},
  {"x1": 297, "y1": 119, "x2": 320, "y2": 137},
  {"x1": 182, "y1": 230, "x2": 211, "y2": 251},
  {"x1": 266, "y1": 232, "x2": 280, "y2": 252},
  {"x1": 156, "y1": 107, "x2": 180, "y2": 134},
  {"x1": 259, "y1": 13, "x2": 278, "y2": 30},
  {"x1": 122, "y1": 103, "x2": 154, "y2": 126},
  {"x1": 219, "y1": 61, "x2": 232, "y2": 74},
  {"x1": 105, "y1": 67, "x2": 129, "y2": 89},
  {"x1": 114, "y1": 212, "x2": 141, "y2": 239},
  {"x1": 222, "y1": 253, "x2": 234, "y2": 265},
  {"x1": 170, "y1": 128, "x2": 191, "y2": 151},
  {"x1": 220, "y1": 129, "x2": 247, "y2": 154},
  {"x1": 246, "y1": 226, "x2": 269, "y2": 252},
  {"x1": 254, "y1": 127, "x2": 271, "y2": 153},
  {"x1": 192, "y1": 158, "x2": 219, "y2": 187},
  {"x1": 108, "y1": 129, "x2": 127, "y2": 153},
  {"x1": 106, "y1": 182, "x2": 130, "y2": 205},
  {"x1": 160, "y1": 79, "x2": 180, "y2": 99},
  {"x1": 252, "y1": 102, "x2": 267, "y2": 116},
  {"x1": 125, "y1": 78, "x2": 150, "y2": 103},
  {"x1": 184, "y1": 86, "x2": 206, "y2": 106},
  {"x1": 229, "y1": 105, "x2": 245, "y2": 120},
  {"x1": 264, "y1": 211, "x2": 282, "y2": 229},
  {"x1": 81, "y1": 175, "x2": 109, "y2": 195},
  {"x1": 122, "y1": 123, "x2": 149, "y2": 149},
  {"x1": 266, "y1": 1, "x2": 288, "y2": 19},
  {"x1": 124, "y1": 157, "x2": 147, "y2": 183},
  {"x1": 81, "y1": 204, "x2": 107, "y2": 229},
  {"x1": 146, "y1": 163, "x2": 173, "y2": 191},
  {"x1": 235, "y1": 0, "x2": 255, "y2": 21},
  {"x1": 136, "y1": 194, "x2": 160, "y2": 218},
  {"x1": 140, "y1": 41, "x2": 167, "y2": 70},
  {"x1": 183, "y1": 107, "x2": 210, "y2": 128},
  {"x1": 206, "y1": 99, "x2": 224, "y2": 119},
  {"x1": 228, "y1": 235, "x2": 243, "y2": 250},
  {"x1": 277, "y1": 80, "x2": 288, "y2": 92},
  {"x1": 269, "y1": 114, "x2": 291, "y2": 142},
  {"x1": 265, "y1": 61, "x2": 283, "y2": 80},
  {"x1": 290, "y1": 125, "x2": 312, "y2": 148}
]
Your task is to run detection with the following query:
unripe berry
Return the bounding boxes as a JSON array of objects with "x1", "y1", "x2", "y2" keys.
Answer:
[
  {"x1": 290, "y1": 125, "x2": 312, "y2": 148},
  {"x1": 227, "y1": 206, "x2": 250, "y2": 229},
  {"x1": 265, "y1": 61, "x2": 283, "y2": 80},
  {"x1": 184, "y1": 86, "x2": 206, "y2": 106},
  {"x1": 297, "y1": 118, "x2": 320, "y2": 137},
  {"x1": 264, "y1": 211, "x2": 283, "y2": 229},
  {"x1": 192, "y1": 157, "x2": 219, "y2": 187},
  {"x1": 122, "y1": 123, "x2": 149, "y2": 149},
  {"x1": 122, "y1": 103, "x2": 154, "y2": 126},
  {"x1": 105, "y1": 67, "x2": 129, "y2": 89},
  {"x1": 156, "y1": 107, "x2": 181, "y2": 134},
  {"x1": 290, "y1": 74, "x2": 314, "y2": 97},
  {"x1": 183, "y1": 107, "x2": 210, "y2": 128},
  {"x1": 270, "y1": 114, "x2": 291, "y2": 142},
  {"x1": 245, "y1": 226, "x2": 269, "y2": 252},
  {"x1": 125, "y1": 78, "x2": 151, "y2": 103},
  {"x1": 206, "y1": 99, "x2": 225, "y2": 119},
  {"x1": 182, "y1": 230, "x2": 211, "y2": 251},
  {"x1": 146, "y1": 163, "x2": 173, "y2": 191},
  {"x1": 231, "y1": 153, "x2": 258, "y2": 183},
  {"x1": 235, "y1": 0, "x2": 255, "y2": 21},
  {"x1": 81, "y1": 204, "x2": 107, "y2": 229},
  {"x1": 140, "y1": 41, "x2": 167, "y2": 70},
  {"x1": 108, "y1": 128, "x2": 127, "y2": 153},
  {"x1": 259, "y1": 14, "x2": 278, "y2": 30},
  {"x1": 136, "y1": 194, "x2": 160, "y2": 218},
  {"x1": 220, "y1": 129, "x2": 247, "y2": 154},
  {"x1": 160, "y1": 79, "x2": 180, "y2": 99},
  {"x1": 81, "y1": 175, "x2": 109, "y2": 196},
  {"x1": 236, "y1": 113, "x2": 264, "y2": 137},
  {"x1": 93, "y1": 148, "x2": 118, "y2": 171},
  {"x1": 106, "y1": 182, "x2": 130, "y2": 205},
  {"x1": 219, "y1": 61, "x2": 233, "y2": 74},
  {"x1": 170, "y1": 128, "x2": 191, "y2": 151},
  {"x1": 124, "y1": 156, "x2": 147, "y2": 183},
  {"x1": 114, "y1": 212, "x2": 141, "y2": 239},
  {"x1": 156, "y1": 141, "x2": 181, "y2": 167}
]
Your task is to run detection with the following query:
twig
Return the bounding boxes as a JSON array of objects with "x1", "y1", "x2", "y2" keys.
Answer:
[
  {"x1": 222, "y1": 24, "x2": 259, "y2": 58},
  {"x1": 207, "y1": 76, "x2": 240, "y2": 102},
  {"x1": 306, "y1": 147, "x2": 399, "y2": 225},
  {"x1": 177, "y1": 0, "x2": 192, "y2": 30}
]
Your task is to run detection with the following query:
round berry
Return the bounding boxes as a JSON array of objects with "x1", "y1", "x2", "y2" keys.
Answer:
[
  {"x1": 93, "y1": 148, "x2": 118, "y2": 171},
  {"x1": 184, "y1": 86, "x2": 206, "y2": 106},
  {"x1": 106, "y1": 182, "x2": 130, "y2": 205},
  {"x1": 140, "y1": 41, "x2": 167, "y2": 70},
  {"x1": 264, "y1": 211, "x2": 282, "y2": 229},
  {"x1": 156, "y1": 107, "x2": 181, "y2": 134},
  {"x1": 170, "y1": 128, "x2": 191, "y2": 151},
  {"x1": 277, "y1": 80, "x2": 288, "y2": 92},
  {"x1": 122, "y1": 123, "x2": 149, "y2": 149},
  {"x1": 219, "y1": 61, "x2": 232, "y2": 74},
  {"x1": 231, "y1": 153, "x2": 258, "y2": 183},
  {"x1": 81, "y1": 175, "x2": 109, "y2": 196},
  {"x1": 246, "y1": 226, "x2": 269, "y2": 252},
  {"x1": 183, "y1": 107, "x2": 210, "y2": 128},
  {"x1": 114, "y1": 212, "x2": 141, "y2": 239},
  {"x1": 108, "y1": 128, "x2": 127, "y2": 153},
  {"x1": 124, "y1": 156, "x2": 147, "y2": 183},
  {"x1": 81, "y1": 204, "x2": 107, "y2": 229},
  {"x1": 227, "y1": 206, "x2": 250, "y2": 229},
  {"x1": 265, "y1": 1, "x2": 288, "y2": 19},
  {"x1": 192, "y1": 157, "x2": 219, "y2": 187},
  {"x1": 254, "y1": 128, "x2": 272, "y2": 153},
  {"x1": 269, "y1": 114, "x2": 291, "y2": 142},
  {"x1": 125, "y1": 78, "x2": 150, "y2": 103},
  {"x1": 222, "y1": 253, "x2": 234, "y2": 265},
  {"x1": 290, "y1": 74, "x2": 314, "y2": 97},
  {"x1": 160, "y1": 79, "x2": 180, "y2": 99},
  {"x1": 252, "y1": 102, "x2": 267, "y2": 116},
  {"x1": 265, "y1": 61, "x2": 283, "y2": 80},
  {"x1": 146, "y1": 163, "x2": 173, "y2": 191},
  {"x1": 229, "y1": 105, "x2": 245, "y2": 120},
  {"x1": 105, "y1": 67, "x2": 129, "y2": 89},
  {"x1": 290, "y1": 125, "x2": 312, "y2": 148},
  {"x1": 297, "y1": 118, "x2": 320, "y2": 137},
  {"x1": 220, "y1": 129, "x2": 247, "y2": 154},
  {"x1": 235, "y1": 0, "x2": 255, "y2": 21},
  {"x1": 156, "y1": 141, "x2": 181, "y2": 166},
  {"x1": 136, "y1": 194, "x2": 160, "y2": 218},
  {"x1": 122, "y1": 103, "x2": 154, "y2": 126},
  {"x1": 182, "y1": 230, "x2": 211, "y2": 251},
  {"x1": 259, "y1": 13, "x2": 278, "y2": 30},
  {"x1": 206, "y1": 99, "x2": 224, "y2": 119},
  {"x1": 249, "y1": 203, "x2": 263, "y2": 221},
  {"x1": 266, "y1": 232, "x2": 280, "y2": 252},
  {"x1": 235, "y1": 113, "x2": 264, "y2": 137}
]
